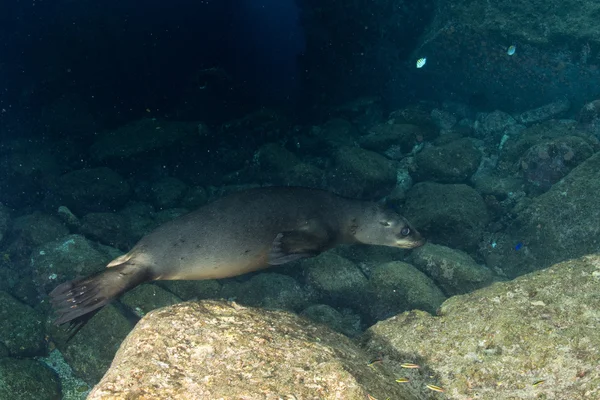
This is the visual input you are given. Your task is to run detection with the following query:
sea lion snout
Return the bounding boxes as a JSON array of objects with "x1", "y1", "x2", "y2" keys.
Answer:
[{"x1": 352, "y1": 205, "x2": 424, "y2": 249}]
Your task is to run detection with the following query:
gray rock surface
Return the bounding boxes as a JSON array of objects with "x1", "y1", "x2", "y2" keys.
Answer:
[
  {"x1": 485, "y1": 151, "x2": 600, "y2": 277},
  {"x1": 367, "y1": 261, "x2": 446, "y2": 321},
  {"x1": 0, "y1": 290, "x2": 46, "y2": 356},
  {"x1": 516, "y1": 99, "x2": 571, "y2": 125},
  {"x1": 404, "y1": 182, "x2": 489, "y2": 252},
  {"x1": 0, "y1": 358, "x2": 61, "y2": 400},
  {"x1": 49, "y1": 167, "x2": 131, "y2": 214},
  {"x1": 362, "y1": 253, "x2": 600, "y2": 399},
  {"x1": 327, "y1": 146, "x2": 397, "y2": 199},
  {"x1": 414, "y1": 138, "x2": 482, "y2": 183},
  {"x1": 303, "y1": 252, "x2": 368, "y2": 308},
  {"x1": 31, "y1": 234, "x2": 112, "y2": 293},
  {"x1": 409, "y1": 243, "x2": 495, "y2": 296}
]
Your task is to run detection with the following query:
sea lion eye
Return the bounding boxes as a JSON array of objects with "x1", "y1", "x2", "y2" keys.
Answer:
[{"x1": 400, "y1": 227, "x2": 411, "y2": 236}]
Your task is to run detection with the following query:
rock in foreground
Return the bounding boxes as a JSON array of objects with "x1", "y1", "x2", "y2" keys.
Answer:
[
  {"x1": 362, "y1": 254, "x2": 600, "y2": 399},
  {"x1": 88, "y1": 301, "x2": 418, "y2": 400}
]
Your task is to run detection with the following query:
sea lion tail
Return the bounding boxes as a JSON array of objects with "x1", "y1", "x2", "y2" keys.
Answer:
[{"x1": 49, "y1": 262, "x2": 152, "y2": 333}]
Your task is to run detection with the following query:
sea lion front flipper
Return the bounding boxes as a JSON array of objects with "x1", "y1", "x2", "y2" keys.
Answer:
[{"x1": 268, "y1": 220, "x2": 332, "y2": 265}]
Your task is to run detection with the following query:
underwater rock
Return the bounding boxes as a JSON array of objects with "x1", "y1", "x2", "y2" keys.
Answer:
[
  {"x1": 49, "y1": 167, "x2": 131, "y2": 214},
  {"x1": 473, "y1": 110, "x2": 517, "y2": 143},
  {"x1": 118, "y1": 202, "x2": 156, "y2": 243},
  {"x1": 88, "y1": 300, "x2": 418, "y2": 400},
  {"x1": 366, "y1": 261, "x2": 446, "y2": 321},
  {"x1": 578, "y1": 99, "x2": 600, "y2": 124},
  {"x1": 48, "y1": 304, "x2": 133, "y2": 386},
  {"x1": 359, "y1": 123, "x2": 425, "y2": 155},
  {"x1": 300, "y1": 304, "x2": 362, "y2": 337},
  {"x1": 388, "y1": 107, "x2": 439, "y2": 137},
  {"x1": 362, "y1": 253, "x2": 600, "y2": 399},
  {"x1": 158, "y1": 279, "x2": 221, "y2": 302},
  {"x1": 0, "y1": 290, "x2": 46, "y2": 357},
  {"x1": 484, "y1": 151, "x2": 600, "y2": 278},
  {"x1": 120, "y1": 283, "x2": 182, "y2": 318},
  {"x1": 80, "y1": 212, "x2": 130, "y2": 250},
  {"x1": 327, "y1": 146, "x2": 397, "y2": 199},
  {"x1": 0, "y1": 358, "x2": 61, "y2": 400},
  {"x1": 297, "y1": 118, "x2": 360, "y2": 156},
  {"x1": 409, "y1": 243, "x2": 495, "y2": 296},
  {"x1": 180, "y1": 186, "x2": 208, "y2": 209},
  {"x1": 430, "y1": 108, "x2": 457, "y2": 131},
  {"x1": 31, "y1": 234, "x2": 112, "y2": 294},
  {"x1": 147, "y1": 177, "x2": 189, "y2": 209},
  {"x1": 471, "y1": 174, "x2": 524, "y2": 200},
  {"x1": 303, "y1": 252, "x2": 368, "y2": 308},
  {"x1": 498, "y1": 119, "x2": 599, "y2": 173},
  {"x1": 282, "y1": 162, "x2": 324, "y2": 188},
  {"x1": 414, "y1": 138, "x2": 482, "y2": 183},
  {"x1": 255, "y1": 142, "x2": 301, "y2": 174},
  {"x1": 11, "y1": 212, "x2": 69, "y2": 248},
  {"x1": 404, "y1": 182, "x2": 488, "y2": 252},
  {"x1": 220, "y1": 273, "x2": 310, "y2": 312},
  {"x1": 516, "y1": 99, "x2": 571, "y2": 125},
  {"x1": 90, "y1": 119, "x2": 198, "y2": 162},
  {"x1": 0, "y1": 205, "x2": 11, "y2": 244},
  {"x1": 519, "y1": 136, "x2": 594, "y2": 193}
]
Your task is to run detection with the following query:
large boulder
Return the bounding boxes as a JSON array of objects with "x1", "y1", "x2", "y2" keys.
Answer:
[
  {"x1": 327, "y1": 146, "x2": 397, "y2": 199},
  {"x1": 88, "y1": 301, "x2": 420, "y2": 400},
  {"x1": 47, "y1": 167, "x2": 131, "y2": 214},
  {"x1": 414, "y1": 138, "x2": 482, "y2": 183},
  {"x1": 409, "y1": 243, "x2": 496, "y2": 296},
  {"x1": 361, "y1": 254, "x2": 600, "y2": 399},
  {"x1": 404, "y1": 182, "x2": 488, "y2": 252},
  {"x1": 0, "y1": 291, "x2": 46, "y2": 357},
  {"x1": 31, "y1": 234, "x2": 113, "y2": 294},
  {"x1": 0, "y1": 358, "x2": 61, "y2": 400},
  {"x1": 484, "y1": 151, "x2": 600, "y2": 278}
]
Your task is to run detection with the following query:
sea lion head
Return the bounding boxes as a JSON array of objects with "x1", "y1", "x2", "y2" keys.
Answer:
[{"x1": 352, "y1": 204, "x2": 424, "y2": 249}]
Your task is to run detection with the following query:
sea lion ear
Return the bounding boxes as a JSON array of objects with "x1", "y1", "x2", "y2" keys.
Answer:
[{"x1": 268, "y1": 231, "x2": 328, "y2": 265}]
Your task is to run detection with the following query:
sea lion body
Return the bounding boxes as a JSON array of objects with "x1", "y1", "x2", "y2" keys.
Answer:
[{"x1": 51, "y1": 187, "x2": 423, "y2": 328}]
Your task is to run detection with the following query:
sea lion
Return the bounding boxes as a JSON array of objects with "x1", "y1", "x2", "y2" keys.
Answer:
[{"x1": 50, "y1": 186, "x2": 424, "y2": 329}]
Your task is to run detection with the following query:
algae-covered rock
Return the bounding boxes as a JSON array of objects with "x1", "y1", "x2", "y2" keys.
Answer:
[
  {"x1": 0, "y1": 358, "x2": 61, "y2": 400},
  {"x1": 303, "y1": 252, "x2": 368, "y2": 307},
  {"x1": 90, "y1": 119, "x2": 198, "y2": 162},
  {"x1": 158, "y1": 279, "x2": 221, "y2": 301},
  {"x1": 359, "y1": 123, "x2": 425, "y2": 154},
  {"x1": 49, "y1": 304, "x2": 133, "y2": 386},
  {"x1": 12, "y1": 212, "x2": 69, "y2": 248},
  {"x1": 485, "y1": 151, "x2": 600, "y2": 277},
  {"x1": 48, "y1": 167, "x2": 131, "y2": 214},
  {"x1": 79, "y1": 212, "x2": 130, "y2": 250},
  {"x1": 300, "y1": 304, "x2": 362, "y2": 337},
  {"x1": 31, "y1": 234, "x2": 111, "y2": 294},
  {"x1": 409, "y1": 243, "x2": 495, "y2": 296},
  {"x1": 361, "y1": 254, "x2": 600, "y2": 399},
  {"x1": 0, "y1": 205, "x2": 11, "y2": 244},
  {"x1": 88, "y1": 300, "x2": 419, "y2": 400},
  {"x1": 149, "y1": 177, "x2": 188, "y2": 209},
  {"x1": 221, "y1": 273, "x2": 309, "y2": 312},
  {"x1": 367, "y1": 261, "x2": 446, "y2": 321},
  {"x1": 404, "y1": 182, "x2": 488, "y2": 252},
  {"x1": 327, "y1": 146, "x2": 397, "y2": 199},
  {"x1": 120, "y1": 283, "x2": 182, "y2": 317},
  {"x1": 0, "y1": 290, "x2": 46, "y2": 356},
  {"x1": 414, "y1": 138, "x2": 482, "y2": 183}
]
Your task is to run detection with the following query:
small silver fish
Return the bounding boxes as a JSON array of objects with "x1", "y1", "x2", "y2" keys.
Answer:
[
  {"x1": 507, "y1": 45, "x2": 516, "y2": 56},
  {"x1": 416, "y1": 57, "x2": 427, "y2": 68}
]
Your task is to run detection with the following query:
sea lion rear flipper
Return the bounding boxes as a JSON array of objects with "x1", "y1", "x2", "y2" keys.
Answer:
[{"x1": 268, "y1": 229, "x2": 330, "y2": 265}]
